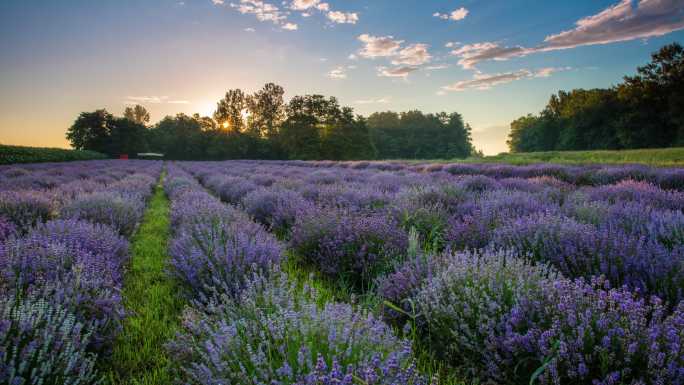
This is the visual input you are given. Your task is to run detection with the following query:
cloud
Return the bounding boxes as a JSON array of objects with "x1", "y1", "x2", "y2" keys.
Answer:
[
  {"x1": 425, "y1": 64, "x2": 450, "y2": 70},
  {"x1": 230, "y1": 0, "x2": 297, "y2": 30},
  {"x1": 327, "y1": 11, "x2": 359, "y2": 24},
  {"x1": 124, "y1": 96, "x2": 189, "y2": 104},
  {"x1": 441, "y1": 67, "x2": 568, "y2": 91},
  {"x1": 392, "y1": 43, "x2": 432, "y2": 66},
  {"x1": 244, "y1": 27, "x2": 256, "y2": 32},
  {"x1": 212, "y1": 0, "x2": 224, "y2": 4},
  {"x1": 451, "y1": 0, "x2": 684, "y2": 68},
  {"x1": 355, "y1": 97, "x2": 391, "y2": 104},
  {"x1": 358, "y1": 34, "x2": 404, "y2": 58},
  {"x1": 290, "y1": 0, "x2": 320, "y2": 10},
  {"x1": 377, "y1": 66, "x2": 419, "y2": 78},
  {"x1": 541, "y1": 0, "x2": 684, "y2": 50},
  {"x1": 450, "y1": 42, "x2": 529, "y2": 69},
  {"x1": 434, "y1": 7, "x2": 469, "y2": 21},
  {"x1": 327, "y1": 66, "x2": 347, "y2": 79},
  {"x1": 289, "y1": 0, "x2": 358, "y2": 25}
]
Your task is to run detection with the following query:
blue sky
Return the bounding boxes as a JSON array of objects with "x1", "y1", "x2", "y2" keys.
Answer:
[{"x1": 1, "y1": 0, "x2": 683, "y2": 154}]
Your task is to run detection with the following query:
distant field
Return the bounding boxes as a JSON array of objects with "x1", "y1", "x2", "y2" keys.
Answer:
[
  {"x1": 0, "y1": 144, "x2": 107, "y2": 164},
  {"x1": 455, "y1": 147, "x2": 684, "y2": 167}
]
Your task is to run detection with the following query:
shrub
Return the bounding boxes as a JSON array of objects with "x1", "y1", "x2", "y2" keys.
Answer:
[
  {"x1": 0, "y1": 220, "x2": 128, "y2": 349},
  {"x1": 291, "y1": 208, "x2": 408, "y2": 290},
  {"x1": 241, "y1": 187, "x2": 313, "y2": 235},
  {"x1": 413, "y1": 249, "x2": 556, "y2": 378},
  {"x1": 492, "y1": 213, "x2": 684, "y2": 304},
  {"x1": 0, "y1": 293, "x2": 101, "y2": 385},
  {"x1": 0, "y1": 190, "x2": 53, "y2": 233},
  {"x1": 0, "y1": 216, "x2": 16, "y2": 242},
  {"x1": 492, "y1": 277, "x2": 676, "y2": 385},
  {"x1": 61, "y1": 191, "x2": 144, "y2": 236},
  {"x1": 168, "y1": 271, "x2": 428, "y2": 385},
  {"x1": 168, "y1": 218, "x2": 283, "y2": 301}
]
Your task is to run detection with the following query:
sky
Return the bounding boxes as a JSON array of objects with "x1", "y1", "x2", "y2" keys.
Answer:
[{"x1": 1, "y1": 0, "x2": 683, "y2": 155}]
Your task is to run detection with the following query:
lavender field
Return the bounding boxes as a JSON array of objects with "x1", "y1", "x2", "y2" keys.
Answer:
[{"x1": 2, "y1": 159, "x2": 684, "y2": 384}]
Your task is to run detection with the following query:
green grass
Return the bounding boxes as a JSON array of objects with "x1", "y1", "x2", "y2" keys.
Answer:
[
  {"x1": 0, "y1": 144, "x2": 107, "y2": 164},
  {"x1": 453, "y1": 147, "x2": 684, "y2": 167},
  {"x1": 104, "y1": 172, "x2": 184, "y2": 385}
]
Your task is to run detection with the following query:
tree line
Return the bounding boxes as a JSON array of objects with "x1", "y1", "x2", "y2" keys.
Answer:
[
  {"x1": 67, "y1": 84, "x2": 475, "y2": 160},
  {"x1": 507, "y1": 43, "x2": 684, "y2": 153}
]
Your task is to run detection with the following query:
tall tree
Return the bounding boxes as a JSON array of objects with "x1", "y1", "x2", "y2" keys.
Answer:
[
  {"x1": 214, "y1": 89, "x2": 247, "y2": 132},
  {"x1": 123, "y1": 104, "x2": 151, "y2": 126},
  {"x1": 617, "y1": 42, "x2": 684, "y2": 147},
  {"x1": 108, "y1": 117, "x2": 148, "y2": 156},
  {"x1": 246, "y1": 83, "x2": 286, "y2": 138},
  {"x1": 66, "y1": 109, "x2": 114, "y2": 154}
]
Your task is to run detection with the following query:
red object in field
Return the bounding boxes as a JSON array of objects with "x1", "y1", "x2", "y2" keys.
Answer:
[{"x1": 119, "y1": 154, "x2": 129, "y2": 160}]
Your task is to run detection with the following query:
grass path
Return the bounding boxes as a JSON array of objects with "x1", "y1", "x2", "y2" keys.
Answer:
[{"x1": 105, "y1": 171, "x2": 183, "y2": 385}]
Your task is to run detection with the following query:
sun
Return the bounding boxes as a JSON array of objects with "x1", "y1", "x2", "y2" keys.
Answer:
[{"x1": 222, "y1": 121, "x2": 229, "y2": 129}]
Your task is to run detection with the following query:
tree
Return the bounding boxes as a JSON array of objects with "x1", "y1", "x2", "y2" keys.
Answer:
[
  {"x1": 66, "y1": 109, "x2": 114, "y2": 154},
  {"x1": 108, "y1": 117, "x2": 148, "y2": 156},
  {"x1": 214, "y1": 89, "x2": 247, "y2": 132},
  {"x1": 123, "y1": 104, "x2": 151, "y2": 126},
  {"x1": 246, "y1": 83, "x2": 286, "y2": 138},
  {"x1": 617, "y1": 42, "x2": 684, "y2": 147}
]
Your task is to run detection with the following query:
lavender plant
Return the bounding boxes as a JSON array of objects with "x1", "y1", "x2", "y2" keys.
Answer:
[
  {"x1": 0, "y1": 293, "x2": 101, "y2": 385},
  {"x1": 167, "y1": 271, "x2": 428, "y2": 385}
]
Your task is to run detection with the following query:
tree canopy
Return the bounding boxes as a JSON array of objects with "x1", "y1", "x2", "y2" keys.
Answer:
[
  {"x1": 508, "y1": 43, "x2": 684, "y2": 152},
  {"x1": 66, "y1": 87, "x2": 475, "y2": 160}
]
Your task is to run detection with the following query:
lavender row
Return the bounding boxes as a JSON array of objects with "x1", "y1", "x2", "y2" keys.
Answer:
[
  {"x1": 178, "y1": 161, "x2": 684, "y2": 305},
  {"x1": 0, "y1": 160, "x2": 162, "y2": 236},
  {"x1": 0, "y1": 161, "x2": 161, "y2": 384},
  {"x1": 176, "y1": 160, "x2": 683, "y2": 384},
  {"x1": 188, "y1": 159, "x2": 684, "y2": 190},
  {"x1": 164, "y1": 164, "x2": 430, "y2": 384},
  {"x1": 377, "y1": 249, "x2": 684, "y2": 385}
]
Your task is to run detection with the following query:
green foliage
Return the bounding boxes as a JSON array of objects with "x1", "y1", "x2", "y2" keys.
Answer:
[
  {"x1": 105, "y1": 174, "x2": 183, "y2": 385},
  {"x1": 454, "y1": 147, "x2": 684, "y2": 167},
  {"x1": 508, "y1": 43, "x2": 684, "y2": 153},
  {"x1": 0, "y1": 144, "x2": 107, "y2": 164},
  {"x1": 368, "y1": 110, "x2": 474, "y2": 159},
  {"x1": 66, "y1": 108, "x2": 149, "y2": 157},
  {"x1": 65, "y1": 84, "x2": 474, "y2": 161}
]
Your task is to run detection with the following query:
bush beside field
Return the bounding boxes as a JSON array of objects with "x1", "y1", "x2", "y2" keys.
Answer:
[
  {"x1": 0, "y1": 144, "x2": 107, "y2": 164},
  {"x1": 459, "y1": 147, "x2": 684, "y2": 167}
]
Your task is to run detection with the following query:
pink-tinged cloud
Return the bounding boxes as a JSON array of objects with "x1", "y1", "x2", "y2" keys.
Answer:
[{"x1": 450, "y1": 0, "x2": 684, "y2": 68}]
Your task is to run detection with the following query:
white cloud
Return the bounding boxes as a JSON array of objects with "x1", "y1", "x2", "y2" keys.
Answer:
[
  {"x1": 434, "y1": 7, "x2": 468, "y2": 21},
  {"x1": 289, "y1": 0, "x2": 357, "y2": 25},
  {"x1": 451, "y1": 0, "x2": 684, "y2": 68},
  {"x1": 230, "y1": 0, "x2": 288, "y2": 26},
  {"x1": 358, "y1": 34, "x2": 404, "y2": 58},
  {"x1": 244, "y1": 27, "x2": 256, "y2": 32},
  {"x1": 392, "y1": 43, "x2": 432, "y2": 66},
  {"x1": 425, "y1": 64, "x2": 449, "y2": 70},
  {"x1": 355, "y1": 97, "x2": 391, "y2": 104},
  {"x1": 282, "y1": 22, "x2": 298, "y2": 30},
  {"x1": 290, "y1": 0, "x2": 319, "y2": 10},
  {"x1": 377, "y1": 66, "x2": 418, "y2": 78},
  {"x1": 212, "y1": 0, "x2": 224, "y2": 4},
  {"x1": 441, "y1": 67, "x2": 569, "y2": 92},
  {"x1": 326, "y1": 10, "x2": 358, "y2": 24},
  {"x1": 327, "y1": 66, "x2": 347, "y2": 79}
]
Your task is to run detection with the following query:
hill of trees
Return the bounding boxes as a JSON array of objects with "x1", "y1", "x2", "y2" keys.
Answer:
[
  {"x1": 508, "y1": 43, "x2": 684, "y2": 153},
  {"x1": 66, "y1": 84, "x2": 475, "y2": 160}
]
